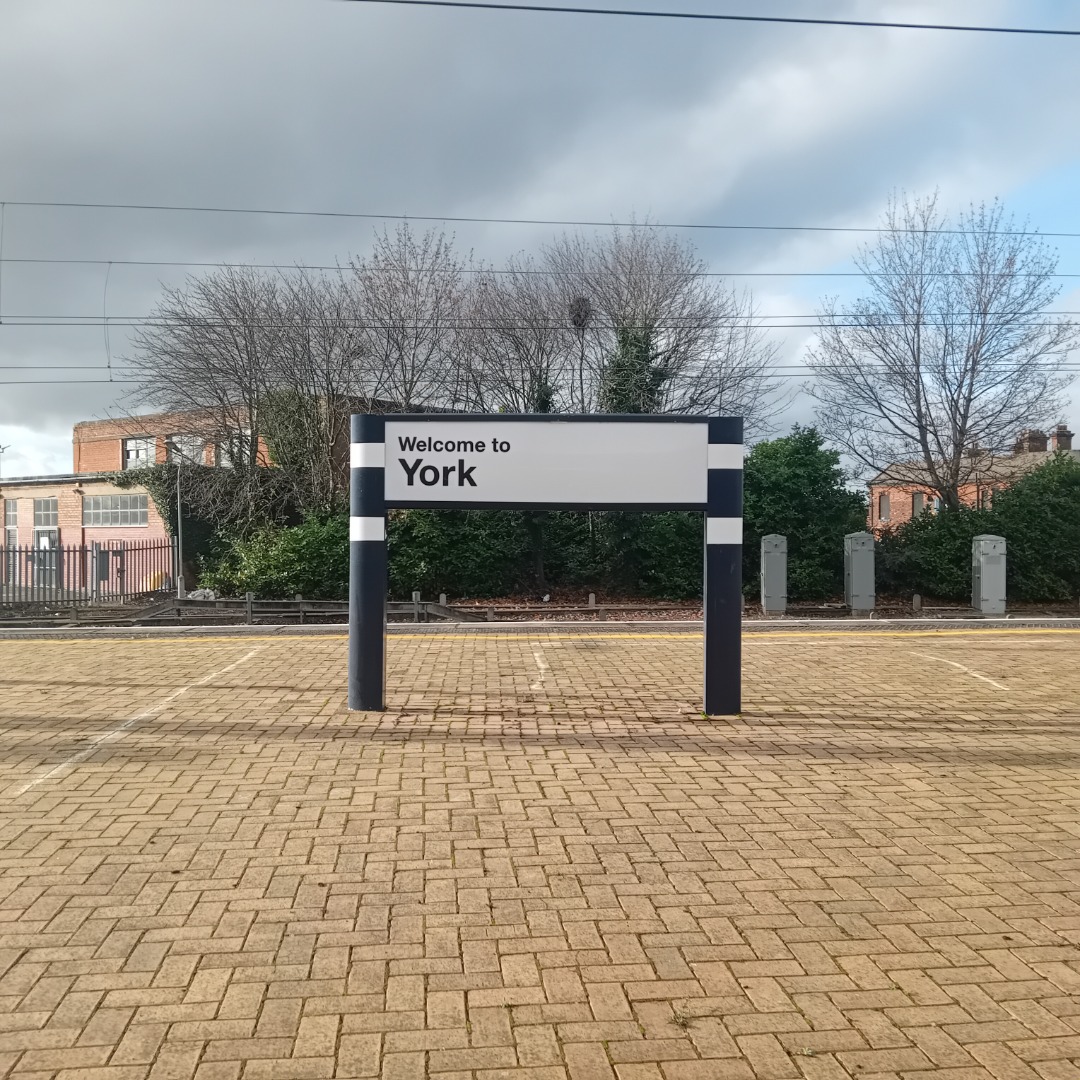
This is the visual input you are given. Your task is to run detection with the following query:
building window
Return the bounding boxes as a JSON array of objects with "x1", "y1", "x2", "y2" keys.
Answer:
[
  {"x1": 878, "y1": 493, "x2": 891, "y2": 522},
  {"x1": 3, "y1": 499, "x2": 15, "y2": 554},
  {"x1": 215, "y1": 429, "x2": 251, "y2": 468},
  {"x1": 82, "y1": 494, "x2": 149, "y2": 527},
  {"x1": 167, "y1": 434, "x2": 205, "y2": 465},
  {"x1": 122, "y1": 437, "x2": 155, "y2": 470},
  {"x1": 912, "y1": 492, "x2": 925, "y2": 515},
  {"x1": 33, "y1": 497, "x2": 58, "y2": 528},
  {"x1": 978, "y1": 488, "x2": 992, "y2": 510},
  {"x1": 933, "y1": 496, "x2": 943, "y2": 512},
  {"x1": 32, "y1": 498, "x2": 59, "y2": 550}
]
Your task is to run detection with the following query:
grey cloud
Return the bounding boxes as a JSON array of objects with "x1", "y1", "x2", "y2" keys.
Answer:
[{"x1": 1, "y1": 0, "x2": 1077, "y2": 460}]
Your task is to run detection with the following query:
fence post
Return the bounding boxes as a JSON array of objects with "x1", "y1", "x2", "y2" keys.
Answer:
[
  {"x1": 760, "y1": 534, "x2": 787, "y2": 616},
  {"x1": 844, "y1": 532, "x2": 875, "y2": 616},
  {"x1": 117, "y1": 544, "x2": 127, "y2": 603},
  {"x1": 91, "y1": 542, "x2": 101, "y2": 602},
  {"x1": 245, "y1": 591, "x2": 254, "y2": 625},
  {"x1": 972, "y1": 534, "x2": 1006, "y2": 615}
]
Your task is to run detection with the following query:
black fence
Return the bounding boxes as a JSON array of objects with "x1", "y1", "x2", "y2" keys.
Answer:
[{"x1": 0, "y1": 540, "x2": 174, "y2": 606}]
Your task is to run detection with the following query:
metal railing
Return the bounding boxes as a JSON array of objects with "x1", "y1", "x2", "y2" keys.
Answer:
[{"x1": 0, "y1": 540, "x2": 174, "y2": 607}]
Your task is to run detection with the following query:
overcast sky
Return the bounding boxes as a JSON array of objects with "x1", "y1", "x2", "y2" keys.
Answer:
[{"x1": 2, "y1": 0, "x2": 1079, "y2": 477}]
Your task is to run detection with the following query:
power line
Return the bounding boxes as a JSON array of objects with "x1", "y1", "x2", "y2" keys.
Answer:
[
  {"x1": 340, "y1": 0, "x2": 1080, "y2": 37},
  {"x1": 0, "y1": 379, "x2": 140, "y2": 385},
  {"x1": 5, "y1": 256, "x2": 1080, "y2": 280},
  {"x1": 2, "y1": 318, "x2": 1078, "y2": 331},
  {"x1": 7, "y1": 309, "x2": 1080, "y2": 322},
  {"x1": 6, "y1": 199, "x2": 1080, "y2": 239},
  {"x1": 22, "y1": 365, "x2": 1080, "y2": 374}
]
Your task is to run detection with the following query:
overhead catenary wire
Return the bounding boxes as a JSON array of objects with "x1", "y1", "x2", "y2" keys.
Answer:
[
  {"x1": 7, "y1": 199, "x2": 1080, "y2": 239},
  {"x1": 5, "y1": 367, "x2": 1080, "y2": 386},
  {"x1": 337, "y1": 0, "x2": 1080, "y2": 38},
  {"x1": 5, "y1": 256, "x2": 1080, "y2": 280},
  {"x1": 8, "y1": 365, "x2": 1078, "y2": 375},
  {"x1": 3, "y1": 317, "x2": 1079, "y2": 329}
]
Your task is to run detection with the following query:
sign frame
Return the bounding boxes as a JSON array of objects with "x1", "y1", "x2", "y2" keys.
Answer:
[{"x1": 349, "y1": 413, "x2": 744, "y2": 715}]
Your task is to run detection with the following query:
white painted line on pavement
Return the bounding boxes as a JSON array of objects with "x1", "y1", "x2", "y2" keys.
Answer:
[
  {"x1": 13, "y1": 646, "x2": 266, "y2": 796},
  {"x1": 911, "y1": 650, "x2": 1010, "y2": 691},
  {"x1": 530, "y1": 647, "x2": 550, "y2": 692}
]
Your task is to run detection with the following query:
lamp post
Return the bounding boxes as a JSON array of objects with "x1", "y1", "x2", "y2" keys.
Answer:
[
  {"x1": 175, "y1": 462, "x2": 186, "y2": 598},
  {"x1": 0, "y1": 443, "x2": 10, "y2": 480},
  {"x1": 569, "y1": 297, "x2": 592, "y2": 412}
]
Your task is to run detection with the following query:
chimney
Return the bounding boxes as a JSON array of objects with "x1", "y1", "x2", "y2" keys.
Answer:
[
  {"x1": 1016, "y1": 429, "x2": 1048, "y2": 454},
  {"x1": 1051, "y1": 423, "x2": 1074, "y2": 452}
]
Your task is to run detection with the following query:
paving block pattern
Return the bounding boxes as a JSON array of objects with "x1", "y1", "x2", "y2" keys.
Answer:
[{"x1": 0, "y1": 628, "x2": 1079, "y2": 1080}]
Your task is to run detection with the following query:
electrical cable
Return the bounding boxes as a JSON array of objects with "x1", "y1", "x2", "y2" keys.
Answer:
[
  {"x1": 6, "y1": 199, "x2": 1080, "y2": 238},
  {"x1": 337, "y1": 0, "x2": 1080, "y2": 38}
]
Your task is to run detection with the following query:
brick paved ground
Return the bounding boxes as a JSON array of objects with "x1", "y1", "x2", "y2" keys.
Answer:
[{"x1": 1, "y1": 628, "x2": 1080, "y2": 1080}]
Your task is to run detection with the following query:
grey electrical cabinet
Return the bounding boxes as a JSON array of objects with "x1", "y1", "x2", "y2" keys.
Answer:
[
  {"x1": 844, "y1": 531, "x2": 875, "y2": 615},
  {"x1": 760, "y1": 534, "x2": 787, "y2": 615},
  {"x1": 972, "y1": 534, "x2": 1006, "y2": 616}
]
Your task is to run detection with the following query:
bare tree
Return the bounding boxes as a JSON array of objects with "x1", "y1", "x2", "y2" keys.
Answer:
[
  {"x1": 126, "y1": 265, "x2": 372, "y2": 525},
  {"x1": 542, "y1": 225, "x2": 780, "y2": 429},
  {"x1": 806, "y1": 194, "x2": 1077, "y2": 508},
  {"x1": 462, "y1": 255, "x2": 572, "y2": 413},
  {"x1": 127, "y1": 265, "x2": 281, "y2": 464},
  {"x1": 261, "y1": 270, "x2": 368, "y2": 513},
  {"x1": 351, "y1": 225, "x2": 470, "y2": 409},
  {"x1": 124, "y1": 266, "x2": 286, "y2": 529}
]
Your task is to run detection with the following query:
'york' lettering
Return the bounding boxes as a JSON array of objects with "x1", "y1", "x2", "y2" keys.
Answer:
[{"x1": 399, "y1": 458, "x2": 477, "y2": 487}]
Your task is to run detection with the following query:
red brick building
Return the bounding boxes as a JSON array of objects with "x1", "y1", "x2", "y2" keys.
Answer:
[
  {"x1": 2, "y1": 410, "x2": 266, "y2": 556},
  {"x1": 868, "y1": 425, "x2": 1077, "y2": 530},
  {"x1": 73, "y1": 410, "x2": 271, "y2": 473}
]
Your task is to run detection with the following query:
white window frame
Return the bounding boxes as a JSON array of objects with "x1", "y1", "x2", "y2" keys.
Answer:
[
  {"x1": 123, "y1": 437, "x2": 155, "y2": 470},
  {"x1": 82, "y1": 494, "x2": 149, "y2": 528},
  {"x1": 216, "y1": 428, "x2": 252, "y2": 468},
  {"x1": 33, "y1": 497, "x2": 58, "y2": 528},
  {"x1": 167, "y1": 434, "x2": 206, "y2": 465},
  {"x1": 878, "y1": 493, "x2": 891, "y2": 522}
]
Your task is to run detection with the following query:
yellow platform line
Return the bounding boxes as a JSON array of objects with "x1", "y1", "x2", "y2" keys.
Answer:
[{"x1": 2, "y1": 627, "x2": 1079, "y2": 646}]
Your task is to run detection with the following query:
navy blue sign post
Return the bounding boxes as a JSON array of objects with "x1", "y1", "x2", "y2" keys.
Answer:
[{"x1": 349, "y1": 414, "x2": 743, "y2": 714}]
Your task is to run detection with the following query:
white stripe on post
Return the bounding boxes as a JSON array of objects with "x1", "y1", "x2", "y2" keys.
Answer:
[
  {"x1": 350, "y1": 442, "x2": 386, "y2": 469},
  {"x1": 706, "y1": 517, "x2": 742, "y2": 545},
  {"x1": 350, "y1": 516, "x2": 386, "y2": 542},
  {"x1": 707, "y1": 443, "x2": 744, "y2": 470}
]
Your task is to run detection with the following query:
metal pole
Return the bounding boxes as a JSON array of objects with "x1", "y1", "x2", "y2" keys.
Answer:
[
  {"x1": 176, "y1": 464, "x2": 186, "y2": 598},
  {"x1": 703, "y1": 417, "x2": 744, "y2": 716},
  {"x1": 349, "y1": 414, "x2": 387, "y2": 711}
]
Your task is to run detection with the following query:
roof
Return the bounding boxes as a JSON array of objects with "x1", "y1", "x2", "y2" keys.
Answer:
[
  {"x1": 870, "y1": 448, "x2": 1080, "y2": 488},
  {"x1": 0, "y1": 472, "x2": 128, "y2": 489}
]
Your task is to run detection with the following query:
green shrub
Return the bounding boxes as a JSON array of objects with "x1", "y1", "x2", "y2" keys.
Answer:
[
  {"x1": 877, "y1": 507, "x2": 992, "y2": 600},
  {"x1": 598, "y1": 512, "x2": 701, "y2": 598},
  {"x1": 388, "y1": 509, "x2": 531, "y2": 597},
  {"x1": 877, "y1": 455, "x2": 1080, "y2": 602},
  {"x1": 198, "y1": 426, "x2": 881, "y2": 604},
  {"x1": 742, "y1": 427, "x2": 867, "y2": 600},
  {"x1": 201, "y1": 514, "x2": 349, "y2": 599}
]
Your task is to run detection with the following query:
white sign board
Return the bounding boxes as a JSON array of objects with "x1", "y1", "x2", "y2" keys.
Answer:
[{"x1": 383, "y1": 420, "x2": 707, "y2": 506}]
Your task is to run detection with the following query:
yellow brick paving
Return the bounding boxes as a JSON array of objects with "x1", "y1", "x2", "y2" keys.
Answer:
[{"x1": 0, "y1": 629, "x2": 1079, "y2": 1080}]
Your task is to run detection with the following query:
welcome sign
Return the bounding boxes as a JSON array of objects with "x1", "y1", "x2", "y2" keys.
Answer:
[
  {"x1": 348, "y1": 413, "x2": 744, "y2": 715},
  {"x1": 382, "y1": 419, "x2": 711, "y2": 508}
]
